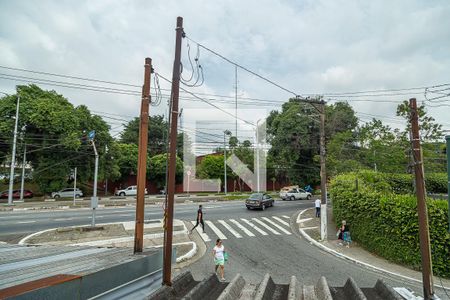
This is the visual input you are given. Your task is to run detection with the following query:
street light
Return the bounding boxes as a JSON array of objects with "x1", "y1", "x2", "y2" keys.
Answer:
[
  {"x1": 1, "y1": 91, "x2": 20, "y2": 206},
  {"x1": 223, "y1": 130, "x2": 232, "y2": 194}
]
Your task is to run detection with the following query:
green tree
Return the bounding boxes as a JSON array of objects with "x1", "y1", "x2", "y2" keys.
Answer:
[
  {"x1": 266, "y1": 99, "x2": 358, "y2": 185},
  {"x1": 148, "y1": 153, "x2": 183, "y2": 189},
  {"x1": 0, "y1": 85, "x2": 114, "y2": 193}
]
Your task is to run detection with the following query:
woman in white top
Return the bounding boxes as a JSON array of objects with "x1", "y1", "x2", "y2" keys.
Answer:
[{"x1": 213, "y1": 239, "x2": 225, "y2": 281}]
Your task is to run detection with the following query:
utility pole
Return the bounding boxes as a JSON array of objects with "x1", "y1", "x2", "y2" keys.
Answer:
[
  {"x1": 223, "y1": 130, "x2": 231, "y2": 194},
  {"x1": 91, "y1": 140, "x2": 99, "y2": 227},
  {"x1": 373, "y1": 150, "x2": 377, "y2": 172},
  {"x1": 73, "y1": 167, "x2": 77, "y2": 206},
  {"x1": 235, "y1": 66, "x2": 238, "y2": 137},
  {"x1": 134, "y1": 57, "x2": 152, "y2": 253},
  {"x1": 319, "y1": 100, "x2": 328, "y2": 241},
  {"x1": 446, "y1": 135, "x2": 450, "y2": 233},
  {"x1": 410, "y1": 98, "x2": 434, "y2": 299},
  {"x1": 19, "y1": 144, "x2": 26, "y2": 201},
  {"x1": 163, "y1": 16, "x2": 183, "y2": 286},
  {"x1": 8, "y1": 94, "x2": 20, "y2": 205}
]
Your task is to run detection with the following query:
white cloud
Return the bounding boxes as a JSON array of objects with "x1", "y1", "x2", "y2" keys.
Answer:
[{"x1": 0, "y1": 0, "x2": 449, "y2": 138}]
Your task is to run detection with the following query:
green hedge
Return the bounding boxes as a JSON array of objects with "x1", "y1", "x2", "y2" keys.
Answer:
[{"x1": 331, "y1": 171, "x2": 450, "y2": 278}]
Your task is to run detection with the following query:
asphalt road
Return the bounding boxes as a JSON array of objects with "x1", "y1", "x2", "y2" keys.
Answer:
[{"x1": 0, "y1": 199, "x2": 448, "y2": 299}]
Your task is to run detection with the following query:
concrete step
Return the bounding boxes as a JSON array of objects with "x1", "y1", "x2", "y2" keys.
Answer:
[{"x1": 148, "y1": 272, "x2": 403, "y2": 300}]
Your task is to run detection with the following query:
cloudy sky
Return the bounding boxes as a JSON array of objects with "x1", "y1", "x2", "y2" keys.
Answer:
[{"x1": 1, "y1": 0, "x2": 449, "y2": 147}]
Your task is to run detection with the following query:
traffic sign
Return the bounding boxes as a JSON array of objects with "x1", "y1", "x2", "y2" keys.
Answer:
[{"x1": 88, "y1": 130, "x2": 96, "y2": 140}]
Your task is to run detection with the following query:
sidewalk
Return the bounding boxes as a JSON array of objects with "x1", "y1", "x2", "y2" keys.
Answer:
[
  {"x1": 18, "y1": 219, "x2": 199, "y2": 264},
  {"x1": 296, "y1": 207, "x2": 450, "y2": 292}
]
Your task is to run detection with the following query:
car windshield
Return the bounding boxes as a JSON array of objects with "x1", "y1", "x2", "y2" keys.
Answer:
[{"x1": 249, "y1": 193, "x2": 263, "y2": 200}]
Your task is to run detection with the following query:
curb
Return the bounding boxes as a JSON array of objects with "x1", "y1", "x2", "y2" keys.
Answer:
[{"x1": 296, "y1": 209, "x2": 450, "y2": 292}]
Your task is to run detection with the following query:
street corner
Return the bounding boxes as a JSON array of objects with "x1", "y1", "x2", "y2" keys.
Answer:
[{"x1": 295, "y1": 208, "x2": 321, "y2": 241}]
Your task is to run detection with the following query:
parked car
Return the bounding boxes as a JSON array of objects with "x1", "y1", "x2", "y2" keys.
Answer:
[
  {"x1": 280, "y1": 187, "x2": 312, "y2": 201},
  {"x1": 245, "y1": 193, "x2": 274, "y2": 210},
  {"x1": 115, "y1": 185, "x2": 148, "y2": 196},
  {"x1": 0, "y1": 189, "x2": 34, "y2": 199},
  {"x1": 52, "y1": 188, "x2": 83, "y2": 199}
]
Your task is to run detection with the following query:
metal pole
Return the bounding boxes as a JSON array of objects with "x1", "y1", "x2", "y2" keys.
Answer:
[
  {"x1": 134, "y1": 57, "x2": 152, "y2": 253},
  {"x1": 19, "y1": 144, "x2": 26, "y2": 201},
  {"x1": 319, "y1": 101, "x2": 328, "y2": 241},
  {"x1": 73, "y1": 167, "x2": 77, "y2": 206},
  {"x1": 8, "y1": 94, "x2": 20, "y2": 205},
  {"x1": 163, "y1": 16, "x2": 183, "y2": 286},
  {"x1": 410, "y1": 98, "x2": 434, "y2": 299},
  {"x1": 235, "y1": 66, "x2": 238, "y2": 137},
  {"x1": 256, "y1": 121, "x2": 260, "y2": 192},
  {"x1": 446, "y1": 135, "x2": 450, "y2": 233},
  {"x1": 224, "y1": 132, "x2": 227, "y2": 194},
  {"x1": 92, "y1": 141, "x2": 99, "y2": 227}
]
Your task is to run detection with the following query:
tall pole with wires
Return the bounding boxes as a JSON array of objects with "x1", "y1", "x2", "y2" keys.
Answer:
[
  {"x1": 235, "y1": 66, "x2": 238, "y2": 137},
  {"x1": 319, "y1": 100, "x2": 328, "y2": 241},
  {"x1": 134, "y1": 57, "x2": 152, "y2": 253},
  {"x1": 8, "y1": 93, "x2": 20, "y2": 206},
  {"x1": 19, "y1": 144, "x2": 26, "y2": 201},
  {"x1": 410, "y1": 98, "x2": 434, "y2": 299},
  {"x1": 163, "y1": 16, "x2": 183, "y2": 286}
]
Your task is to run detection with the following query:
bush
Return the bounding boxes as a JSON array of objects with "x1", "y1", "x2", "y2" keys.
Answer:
[
  {"x1": 425, "y1": 173, "x2": 448, "y2": 194},
  {"x1": 331, "y1": 171, "x2": 450, "y2": 278}
]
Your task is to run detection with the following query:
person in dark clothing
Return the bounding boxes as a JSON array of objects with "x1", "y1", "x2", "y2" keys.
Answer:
[{"x1": 191, "y1": 205, "x2": 205, "y2": 233}]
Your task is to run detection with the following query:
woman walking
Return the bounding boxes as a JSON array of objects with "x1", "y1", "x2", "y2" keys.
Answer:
[{"x1": 213, "y1": 239, "x2": 226, "y2": 281}]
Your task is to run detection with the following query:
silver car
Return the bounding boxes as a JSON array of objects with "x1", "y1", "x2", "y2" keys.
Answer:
[{"x1": 52, "y1": 188, "x2": 83, "y2": 199}]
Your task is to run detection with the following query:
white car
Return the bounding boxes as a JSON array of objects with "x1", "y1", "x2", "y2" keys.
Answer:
[
  {"x1": 280, "y1": 188, "x2": 312, "y2": 201},
  {"x1": 52, "y1": 188, "x2": 83, "y2": 199},
  {"x1": 115, "y1": 185, "x2": 147, "y2": 196}
]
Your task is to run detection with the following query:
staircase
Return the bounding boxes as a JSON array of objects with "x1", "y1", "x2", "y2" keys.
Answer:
[{"x1": 148, "y1": 271, "x2": 403, "y2": 300}]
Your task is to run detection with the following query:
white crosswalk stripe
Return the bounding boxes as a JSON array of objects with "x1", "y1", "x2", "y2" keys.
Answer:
[
  {"x1": 282, "y1": 215, "x2": 290, "y2": 219},
  {"x1": 191, "y1": 220, "x2": 211, "y2": 242},
  {"x1": 205, "y1": 220, "x2": 227, "y2": 240},
  {"x1": 261, "y1": 217, "x2": 291, "y2": 235},
  {"x1": 240, "y1": 218, "x2": 268, "y2": 236},
  {"x1": 252, "y1": 218, "x2": 281, "y2": 235},
  {"x1": 218, "y1": 220, "x2": 243, "y2": 238},
  {"x1": 272, "y1": 216, "x2": 290, "y2": 227},
  {"x1": 229, "y1": 219, "x2": 255, "y2": 237},
  {"x1": 191, "y1": 216, "x2": 292, "y2": 240}
]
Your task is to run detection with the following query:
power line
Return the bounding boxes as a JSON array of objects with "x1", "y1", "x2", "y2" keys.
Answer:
[{"x1": 185, "y1": 36, "x2": 301, "y2": 98}]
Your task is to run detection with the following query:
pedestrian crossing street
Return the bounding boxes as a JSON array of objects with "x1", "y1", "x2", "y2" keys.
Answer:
[{"x1": 190, "y1": 215, "x2": 292, "y2": 242}]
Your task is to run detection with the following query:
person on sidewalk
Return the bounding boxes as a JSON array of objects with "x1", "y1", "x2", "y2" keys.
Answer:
[
  {"x1": 337, "y1": 220, "x2": 351, "y2": 247},
  {"x1": 314, "y1": 198, "x2": 321, "y2": 218},
  {"x1": 213, "y1": 238, "x2": 226, "y2": 281},
  {"x1": 190, "y1": 204, "x2": 205, "y2": 233}
]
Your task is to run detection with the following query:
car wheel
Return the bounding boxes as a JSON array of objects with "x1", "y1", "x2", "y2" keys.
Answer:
[
  {"x1": 307, "y1": 194, "x2": 311, "y2": 200},
  {"x1": 271, "y1": 200, "x2": 274, "y2": 207},
  {"x1": 290, "y1": 196, "x2": 295, "y2": 201},
  {"x1": 247, "y1": 206, "x2": 250, "y2": 210},
  {"x1": 54, "y1": 195, "x2": 60, "y2": 199},
  {"x1": 262, "y1": 204, "x2": 266, "y2": 211},
  {"x1": 119, "y1": 192, "x2": 125, "y2": 196}
]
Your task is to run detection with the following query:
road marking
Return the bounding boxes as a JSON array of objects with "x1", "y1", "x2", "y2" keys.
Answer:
[
  {"x1": 229, "y1": 219, "x2": 255, "y2": 237},
  {"x1": 218, "y1": 220, "x2": 242, "y2": 238},
  {"x1": 16, "y1": 221, "x2": 36, "y2": 224},
  {"x1": 240, "y1": 218, "x2": 268, "y2": 235},
  {"x1": 54, "y1": 218, "x2": 73, "y2": 221},
  {"x1": 282, "y1": 215, "x2": 290, "y2": 219},
  {"x1": 298, "y1": 217, "x2": 313, "y2": 223},
  {"x1": 272, "y1": 216, "x2": 290, "y2": 227},
  {"x1": 191, "y1": 221, "x2": 211, "y2": 242},
  {"x1": 261, "y1": 217, "x2": 291, "y2": 235},
  {"x1": 252, "y1": 218, "x2": 280, "y2": 235},
  {"x1": 205, "y1": 220, "x2": 227, "y2": 240},
  {"x1": 118, "y1": 214, "x2": 130, "y2": 217}
]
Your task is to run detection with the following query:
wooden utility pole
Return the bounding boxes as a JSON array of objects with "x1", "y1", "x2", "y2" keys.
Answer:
[
  {"x1": 134, "y1": 57, "x2": 152, "y2": 253},
  {"x1": 410, "y1": 98, "x2": 434, "y2": 299},
  {"x1": 163, "y1": 16, "x2": 183, "y2": 286},
  {"x1": 319, "y1": 100, "x2": 327, "y2": 241}
]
